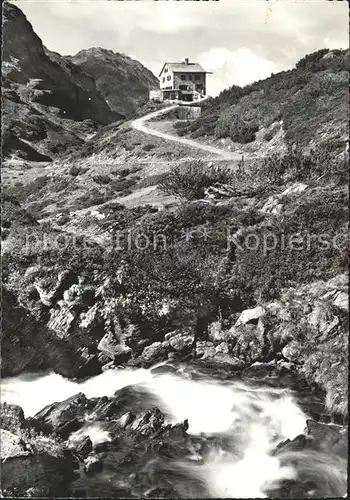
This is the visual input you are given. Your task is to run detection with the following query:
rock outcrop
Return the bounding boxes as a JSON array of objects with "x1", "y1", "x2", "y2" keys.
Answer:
[
  {"x1": 27, "y1": 390, "x2": 209, "y2": 497},
  {"x1": 0, "y1": 403, "x2": 78, "y2": 498}
]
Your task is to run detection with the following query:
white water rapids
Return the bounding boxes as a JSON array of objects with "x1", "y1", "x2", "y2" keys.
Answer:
[
  {"x1": 1, "y1": 365, "x2": 309, "y2": 497},
  {"x1": 2, "y1": 365, "x2": 347, "y2": 498}
]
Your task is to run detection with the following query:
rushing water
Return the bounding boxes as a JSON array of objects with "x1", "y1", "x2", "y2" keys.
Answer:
[{"x1": 1, "y1": 365, "x2": 347, "y2": 498}]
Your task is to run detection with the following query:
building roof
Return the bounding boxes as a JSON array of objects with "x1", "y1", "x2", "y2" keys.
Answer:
[{"x1": 159, "y1": 62, "x2": 208, "y2": 77}]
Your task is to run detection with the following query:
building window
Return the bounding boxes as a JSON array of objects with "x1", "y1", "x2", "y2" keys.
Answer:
[
  {"x1": 167, "y1": 75, "x2": 171, "y2": 81},
  {"x1": 179, "y1": 84, "x2": 188, "y2": 90},
  {"x1": 181, "y1": 74, "x2": 186, "y2": 80},
  {"x1": 162, "y1": 77, "x2": 165, "y2": 83},
  {"x1": 164, "y1": 67, "x2": 168, "y2": 73},
  {"x1": 195, "y1": 75, "x2": 201, "y2": 81}
]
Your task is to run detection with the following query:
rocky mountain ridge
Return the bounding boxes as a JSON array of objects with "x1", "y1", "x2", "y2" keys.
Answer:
[
  {"x1": 68, "y1": 48, "x2": 159, "y2": 118},
  {"x1": 2, "y1": 3, "x2": 158, "y2": 162}
]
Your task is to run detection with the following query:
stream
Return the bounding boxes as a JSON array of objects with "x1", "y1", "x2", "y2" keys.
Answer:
[{"x1": 1, "y1": 364, "x2": 347, "y2": 498}]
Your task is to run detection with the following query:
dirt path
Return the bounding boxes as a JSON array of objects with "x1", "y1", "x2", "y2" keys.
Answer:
[{"x1": 132, "y1": 105, "x2": 242, "y2": 161}]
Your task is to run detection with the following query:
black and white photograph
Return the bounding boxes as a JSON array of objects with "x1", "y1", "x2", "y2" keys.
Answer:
[{"x1": 1, "y1": 0, "x2": 349, "y2": 497}]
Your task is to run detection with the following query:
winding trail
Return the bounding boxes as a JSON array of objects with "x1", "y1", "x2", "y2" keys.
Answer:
[{"x1": 132, "y1": 105, "x2": 243, "y2": 161}]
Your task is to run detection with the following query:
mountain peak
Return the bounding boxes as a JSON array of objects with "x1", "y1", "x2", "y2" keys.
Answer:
[{"x1": 69, "y1": 48, "x2": 159, "y2": 117}]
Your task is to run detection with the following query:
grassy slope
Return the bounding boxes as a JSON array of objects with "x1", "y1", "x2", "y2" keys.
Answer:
[{"x1": 174, "y1": 49, "x2": 349, "y2": 155}]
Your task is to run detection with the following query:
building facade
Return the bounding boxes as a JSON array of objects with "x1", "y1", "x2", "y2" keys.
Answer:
[{"x1": 154, "y1": 58, "x2": 211, "y2": 102}]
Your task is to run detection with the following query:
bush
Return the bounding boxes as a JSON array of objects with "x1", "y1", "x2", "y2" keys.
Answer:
[
  {"x1": 251, "y1": 145, "x2": 348, "y2": 186},
  {"x1": 75, "y1": 188, "x2": 108, "y2": 208},
  {"x1": 110, "y1": 177, "x2": 138, "y2": 193},
  {"x1": 51, "y1": 178, "x2": 71, "y2": 192},
  {"x1": 229, "y1": 118, "x2": 258, "y2": 143},
  {"x1": 69, "y1": 165, "x2": 82, "y2": 176},
  {"x1": 159, "y1": 160, "x2": 235, "y2": 200},
  {"x1": 224, "y1": 187, "x2": 348, "y2": 304},
  {"x1": 142, "y1": 144, "x2": 156, "y2": 152},
  {"x1": 4, "y1": 176, "x2": 50, "y2": 203},
  {"x1": 93, "y1": 174, "x2": 111, "y2": 185},
  {"x1": 215, "y1": 112, "x2": 259, "y2": 143}
]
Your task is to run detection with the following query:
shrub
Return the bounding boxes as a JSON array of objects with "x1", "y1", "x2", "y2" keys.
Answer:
[
  {"x1": 295, "y1": 49, "x2": 329, "y2": 72},
  {"x1": 173, "y1": 121, "x2": 186, "y2": 130},
  {"x1": 75, "y1": 188, "x2": 108, "y2": 208},
  {"x1": 224, "y1": 187, "x2": 348, "y2": 304},
  {"x1": 55, "y1": 214, "x2": 71, "y2": 226},
  {"x1": 142, "y1": 144, "x2": 156, "y2": 152},
  {"x1": 215, "y1": 112, "x2": 259, "y2": 143},
  {"x1": 110, "y1": 177, "x2": 138, "y2": 193},
  {"x1": 4, "y1": 176, "x2": 50, "y2": 203},
  {"x1": 93, "y1": 174, "x2": 111, "y2": 185},
  {"x1": 231, "y1": 119, "x2": 258, "y2": 143},
  {"x1": 69, "y1": 165, "x2": 82, "y2": 176},
  {"x1": 251, "y1": 145, "x2": 348, "y2": 186},
  {"x1": 159, "y1": 160, "x2": 235, "y2": 200},
  {"x1": 51, "y1": 178, "x2": 70, "y2": 192}
]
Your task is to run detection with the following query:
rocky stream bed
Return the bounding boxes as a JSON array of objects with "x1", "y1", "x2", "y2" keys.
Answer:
[{"x1": 1, "y1": 360, "x2": 348, "y2": 498}]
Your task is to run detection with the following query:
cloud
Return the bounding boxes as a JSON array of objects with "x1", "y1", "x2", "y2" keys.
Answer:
[
  {"x1": 15, "y1": 0, "x2": 349, "y2": 96},
  {"x1": 198, "y1": 48, "x2": 278, "y2": 96}
]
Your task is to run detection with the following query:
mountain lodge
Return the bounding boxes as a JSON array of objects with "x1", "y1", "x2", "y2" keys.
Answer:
[{"x1": 150, "y1": 58, "x2": 212, "y2": 102}]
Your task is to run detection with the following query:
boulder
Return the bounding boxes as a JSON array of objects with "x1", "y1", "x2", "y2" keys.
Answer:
[
  {"x1": 79, "y1": 303, "x2": 102, "y2": 331},
  {"x1": 75, "y1": 435, "x2": 93, "y2": 458},
  {"x1": 235, "y1": 306, "x2": 266, "y2": 326},
  {"x1": 305, "y1": 419, "x2": 348, "y2": 458},
  {"x1": 333, "y1": 291, "x2": 348, "y2": 311},
  {"x1": 1, "y1": 429, "x2": 31, "y2": 458},
  {"x1": 47, "y1": 304, "x2": 76, "y2": 339},
  {"x1": 32, "y1": 393, "x2": 88, "y2": 439},
  {"x1": 230, "y1": 323, "x2": 266, "y2": 363},
  {"x1": 281, "y1": 182, "x2": 308, "y2": 196},
  {"x1": 282, "y1": 341, "x2": 301, "y2": 362},
  {"x1": 138, "y1": 342, "x2": 167, "y2": 365},
  {"x1": 261, "y1": 196, "x2": 284, "y2": 214},
  {"x1": 195, "y1": 341, "x2": 216, "y2": 359},
  {"x1": 215, "y1": 342, "x2": 230, "y2": 354},
  {"x1": 307, "y1": 302, "x2": 339, "y2": 336},
  {"x1": 84, "y1": 455, "x2": 103, "y2": 476},
  {"x1": 0, "y1": 430, "x2": 77, "y2": 497},
  {"x1": 0, "y1": 403, "x2": 25, "y2": 431},
  {"x1": 244, "y1": 360, "x2": 294, "y2": 378},
  {"x1": 261, "y1": 183, "x2": 308, "y2": 215},
  {"x1": 209, "y1": 353, "x2": 244, "y2": 368},
  {"x1": 165, "y1": 328, "x2": 195, "y2": 353},
  {"x1": 116, "y1": 411, "x2": 136, "y2": 429},
  {"x1": 97, "y1": 332, "x2": 132, "y2": 362},
  {"x1": 207, "y1": 321, "x2": 226, "y2": 342},
  {"x1": 129, "y1": 407, "x2": 165, "y2": 436}
]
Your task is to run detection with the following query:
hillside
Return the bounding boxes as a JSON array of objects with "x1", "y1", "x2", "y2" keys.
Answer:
[
  {"x1": 1, "y1": 32, "x2": 348, "y2": 497},
  {"x1": 2, "y1": 2, "x2": 123, "y2": 162},
  {"x1": 174, "y1": 48, "x2": 349, "y2": 156},
  {"x1": 2, "y1": 3, "x2": 159, "y2": 163},
  {"x1": 68, "y1": 48, "x2": 159, "y2": 118}
]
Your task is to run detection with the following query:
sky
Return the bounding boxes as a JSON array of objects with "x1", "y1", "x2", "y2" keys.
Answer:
[{"x1": 15, "y1": 0, "x2": 349, "y2": 97}]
